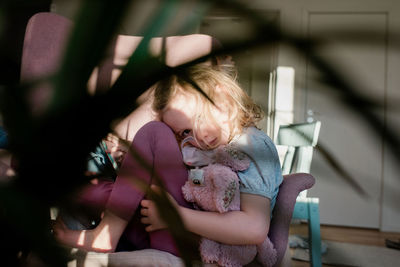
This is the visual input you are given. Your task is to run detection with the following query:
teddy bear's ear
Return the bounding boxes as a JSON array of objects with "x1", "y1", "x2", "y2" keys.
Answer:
[
  {"x1": 231, "y1": 156, "x2": 251, "y2": 171},
  {"x1": 215, "y1": 146, "x2": 250, "y2": 171},
  {"x1": 222, "y1": 180, "x2": 237, "y2": 211},
  {"x1": 212, "y1": 166, "x2": 240, "y2": 212},
  {"x1": 182, "y1": 181, "x2": 195, "y2": 202}
]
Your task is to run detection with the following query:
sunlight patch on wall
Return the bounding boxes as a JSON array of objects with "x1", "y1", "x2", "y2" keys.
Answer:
[{"x1": 274, "y1": 66, "x2": 295, "y2": 139}]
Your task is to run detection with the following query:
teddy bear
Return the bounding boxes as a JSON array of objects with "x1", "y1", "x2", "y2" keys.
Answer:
[{"x1": 180, "y1": 138, "x2": 277, "y2": 267}]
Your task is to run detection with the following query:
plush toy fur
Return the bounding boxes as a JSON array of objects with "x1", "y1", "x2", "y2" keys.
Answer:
[{"x1": 181, "y1": 145, "x2": 277, "y2": 267}]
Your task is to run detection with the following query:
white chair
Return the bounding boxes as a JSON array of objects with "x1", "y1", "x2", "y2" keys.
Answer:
[{"x1": 276, "y1": 121, "x2": 322, "y2": 267}]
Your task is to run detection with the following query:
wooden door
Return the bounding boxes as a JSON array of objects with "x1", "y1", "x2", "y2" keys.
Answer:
[{"x1": 304, "y1": 12, "x2": 387, "y2": 228}]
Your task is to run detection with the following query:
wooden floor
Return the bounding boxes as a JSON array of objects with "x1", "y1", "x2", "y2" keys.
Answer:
[{"x1": 288, "y1": 223, "x2": 400, "y2": 267}]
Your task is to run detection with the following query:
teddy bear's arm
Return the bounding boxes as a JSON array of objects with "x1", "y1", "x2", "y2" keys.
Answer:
[{"x1": 182, "y1": 181, "x2": 195, "y2": 202}]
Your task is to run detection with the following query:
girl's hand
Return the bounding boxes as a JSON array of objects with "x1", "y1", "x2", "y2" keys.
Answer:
[
  {"x1": 140, "y1": 185, "x2": 179, "y2": 232},
  {"x1": 104, "y1": 133, "x2": 128, "y2": 167},
  {"x1": 140, "y1": 199, "x2": 166, "y2": 232},
  {"x1": 52, "y1": 217, "x2": 70, "y2": 242}
]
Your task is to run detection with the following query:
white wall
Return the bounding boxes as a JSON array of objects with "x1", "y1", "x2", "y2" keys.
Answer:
[{"x1": 248, "y1": 0, "x2": 400, "y2": 232}]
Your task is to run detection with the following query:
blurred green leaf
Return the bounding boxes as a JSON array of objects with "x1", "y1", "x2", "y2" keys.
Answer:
[
  {"x1": 50, "y1": 0, "x2": 131, "y2": 114},
  {"x1": 1, "y1": 0, "x2": 400, "y2": 266}
]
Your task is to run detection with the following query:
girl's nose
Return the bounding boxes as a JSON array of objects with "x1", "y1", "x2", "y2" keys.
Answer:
[{"x1": 201, "y1": 132, "x2": 217, "y2": 147}]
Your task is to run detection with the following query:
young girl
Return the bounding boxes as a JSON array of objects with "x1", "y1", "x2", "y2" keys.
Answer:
[
  {"x1": 140, "y1": 64, "x2": 283, "y2": 246},
  {"x1": 53, "y1": 63, "x2": 283, "y2": 260}
]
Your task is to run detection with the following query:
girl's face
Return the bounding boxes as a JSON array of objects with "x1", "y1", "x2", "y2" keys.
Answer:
[{"x1": 162, "y1": 89, "x2": 230, "y2": 149}]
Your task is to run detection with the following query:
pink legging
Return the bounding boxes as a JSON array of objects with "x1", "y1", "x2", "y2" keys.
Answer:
[{"x1": 79, "y1": 121, "x2": 190, "y2": 256}]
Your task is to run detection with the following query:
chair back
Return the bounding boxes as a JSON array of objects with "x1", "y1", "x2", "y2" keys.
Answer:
[{"x1": 276, "y1": 121, "x2": 321, "y2": 175}]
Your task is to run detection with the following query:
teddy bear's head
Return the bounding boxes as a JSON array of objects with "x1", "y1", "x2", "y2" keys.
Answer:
[
  {"x1": 182, "y1": 163, "x2": 241, "y2": 213},
  {"x1": 181, "y1": 141, "x2": 251, "y2": 213}
]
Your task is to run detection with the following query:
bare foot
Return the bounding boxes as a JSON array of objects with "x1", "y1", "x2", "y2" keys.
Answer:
[{"x1": 53, "y1": 211, "x2": 128, "y2": 253}]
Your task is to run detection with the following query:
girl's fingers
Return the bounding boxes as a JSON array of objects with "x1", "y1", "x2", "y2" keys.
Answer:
[
  {"x1": 150, "y1": 185, "x2": 172, "y2": 201},
  {"x1": 141, "y1": 217, "x2": 150, "y2": 224},
  {"x1": 145, "y1": 225, "x2": 154, "y2": 232},
  {"x1": 141, "y1": 199, "x2": 150, "y2": 207},
  {"x1": 150, "y1": 185, "x2": 177, "y2": 206},
  {"x1": 150, "y1": 184, "x2": 162, "y2": 194},
  {"x1": 140, "y1": 208, "x2": 148, "y2": 216}
]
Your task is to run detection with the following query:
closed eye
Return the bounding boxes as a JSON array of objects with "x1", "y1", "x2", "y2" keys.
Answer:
[{"x1": 180, "y1": 129, "x2": 192, "y2": 138}]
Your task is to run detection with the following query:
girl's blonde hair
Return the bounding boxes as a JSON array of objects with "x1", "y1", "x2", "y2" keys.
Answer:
[{"x1": 153, "y1": 63, "x2": 264, "y2": 148}]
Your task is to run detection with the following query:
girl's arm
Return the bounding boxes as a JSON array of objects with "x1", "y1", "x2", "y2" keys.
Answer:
[
  {"x1": 141, "y1": 188, "x2": 270, "y2": 245},
  {"x1": 180, "y1": 193, "x2": 270, "y2": 245}
]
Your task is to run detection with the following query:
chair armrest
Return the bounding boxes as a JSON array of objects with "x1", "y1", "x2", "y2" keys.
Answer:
[{"x1": 268, "y1": 173, "x2": 315, "y2": 266}]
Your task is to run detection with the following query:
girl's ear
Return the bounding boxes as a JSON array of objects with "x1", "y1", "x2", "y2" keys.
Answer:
[
  {"x1": 214, "y1": 84, "x2": 230, "y2": 98},
  {"x1": 214, "y1": 85, "x2": 229, "y2": 109},
  {"x1": 215, "y1": 84, "x2": 224, "y2": 93},
  {"x1": 216, "y1": 98, "x2": 235, "y2": 124}
]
